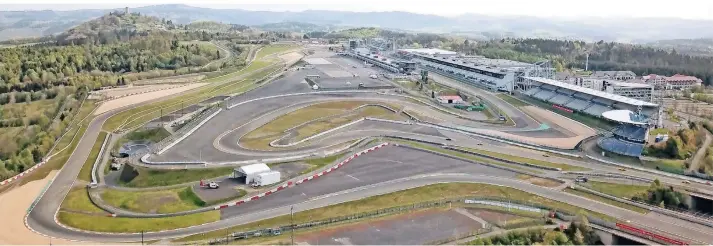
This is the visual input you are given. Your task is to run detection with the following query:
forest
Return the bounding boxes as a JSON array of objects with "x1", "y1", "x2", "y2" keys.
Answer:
[{"x1": 468, "y1": 215, "x2": 601, "y2": 245}]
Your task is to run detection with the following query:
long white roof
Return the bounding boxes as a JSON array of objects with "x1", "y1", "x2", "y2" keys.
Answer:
[
  {"x1": 601, "y1": 110, "x2": 648, "y2": 125},
  {"x1": 237, "y1": 163, "x2": 270, "y2": 175},
  {"x1": 523, "y1": 77, "x2": 658, "y2": 107}
]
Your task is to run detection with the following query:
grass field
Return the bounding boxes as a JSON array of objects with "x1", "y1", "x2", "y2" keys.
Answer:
[
  {"x1": 59, "y1": 186, "x2": 220, "y2": 232},
  {"x1": 241, "y1": 101, "x2": 403, "y2": 150},
  {"x1": 77, "y1": 132, "x2": 108, "y2": 182},
  {"x1": 584, "y1": 181, "x2": 649, "y2": 199},
  {"x1": 120, "y1": 166, "x2": 234, "y2": 188},
  {"x1": 516, "y1": 174, "x2": 562, "y2": 187},
  {"x1": 564, "y1": 188, "x2": 649, "y2": 214},
  {"x1": 176, "y1": 182, "x2": 613, "y2": 242},
  {"x1": 255, "y1": 44, "x2": 299, "y2": 60},
  {"x1": 300, "y1": 153, "x2": 348, "y2": 175},
  {"x1": 58, "y1": 210, "x2": 220, "y2": 233},
  {"x1": 642, "y1": 159, "x2": 686, "y2": 175},
  {"x1": 100, "y1": 187, "x2": 203, "y2": 214},
  {"x1": 60, "y1": 188, "x2": 106, "y2": 214},
  {"x1": 497, "y1": 93, "x2": 530, "y2": 107},
  {"x1": 461, "y1": 147, "x2": 590, "y2": 171}
]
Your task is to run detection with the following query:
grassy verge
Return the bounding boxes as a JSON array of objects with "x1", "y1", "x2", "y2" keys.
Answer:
[
  {"x1": 497, "y1": 93, "x2": 530, "y2": 107},
  {"x1": 461, "y1": 147, "x2": 590, "y2": 171},
  {"x1": 390, "y1": 140, "x2": 543, "y2": 174},
  {"x1": 176, "y1": 182, "x2": 613, "y2": 242},
  {"x1": 255, "y1": 44, "x2": 299, "y2": 60},
  {"x1": 102, "y1": 58, "x2": 277, "y2": 132},
  {"x1": 241, "y1": 101, "x2": 402, "y2": 150},
  {"x1": 77, "y1": 132, "x2": 108, "y2": 182},
  {"x1": 100, "y1": 187, "x2": 203, "y2": 213},
  {"x1": 60, "y1": 188, "x2": 106, "y2": 214},
  {"x1": 564, "y1": 188, "x2": 649, "y2": 214},
  {"x1": 120, "y1": 166, "x2": 234, "y2": 188},
  {"x1": 58, "y1": 210, "x2": 220, "y2": 233},
  {"x1": 642, "y1": 159, "x2": 686, "y2": 175},
  {"x1": 585, "y1": 181, "x2": 649, "y2": 199},
  {"x1": 112, "y1": 128, "x2": 170, "y2": 153},
  {"x1": 300, "y1": 153, "x2": 348, "y2": 175},
  {"x1": 516, "y1": 174, "x2": 562, "y2": 187}
]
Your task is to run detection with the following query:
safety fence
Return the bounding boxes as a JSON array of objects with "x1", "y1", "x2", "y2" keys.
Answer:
[
  {"x1": 445, "y1": 147, "x2": 562, "y2": 171},
  {"x1": 150, "y1": 105, "x2": 222, "y2": 155}
]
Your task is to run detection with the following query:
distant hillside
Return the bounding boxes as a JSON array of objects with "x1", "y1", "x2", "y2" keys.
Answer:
[
  {"x1": 254, "y1": 22, "x2": 337, "y2": 33},
  {"x1": 55, "y1": 11, "x2": 177, "y2": 45},
  {"x1": 3, "y1": 4, "x2": 713, "y2": 43},
  {"x1": 646, "y1": 38, "x2": 713, "y2": 57}
]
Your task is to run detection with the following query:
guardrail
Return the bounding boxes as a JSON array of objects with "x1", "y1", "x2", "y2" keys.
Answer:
[
  {"x1": 586, "y1": 155, "x2": 711, "y2": 185},
  {"x1": 89, "y1": 133, "x2": 111, "y2": 185},
  {"x1": 156, "y1": 107, "x2": 223, "y2": 155},
  {"x1": 445, "y1": 146, "x2": 562, "y2": 171}
]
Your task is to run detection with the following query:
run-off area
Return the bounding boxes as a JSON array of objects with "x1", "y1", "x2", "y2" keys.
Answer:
[{"x1": 219, "y1": 145, "x2": 517, "y2": 219}]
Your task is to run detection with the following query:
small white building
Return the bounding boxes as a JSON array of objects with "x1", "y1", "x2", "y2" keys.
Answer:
[
  {"x1": 437, "y1": 95, "x2": 464, "y2": 104},
  {"x1": 234, "y1": 163, "x2": 271, "y2": 184}
]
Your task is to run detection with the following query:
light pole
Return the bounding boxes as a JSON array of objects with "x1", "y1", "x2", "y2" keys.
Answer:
[{"x1": 291, "y1": 205, "x2": 295, "y2": 245}]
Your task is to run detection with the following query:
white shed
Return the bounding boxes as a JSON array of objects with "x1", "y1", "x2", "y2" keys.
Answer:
[{"x1": 234, "y1": 163, "x2": 271, "y2": 184}]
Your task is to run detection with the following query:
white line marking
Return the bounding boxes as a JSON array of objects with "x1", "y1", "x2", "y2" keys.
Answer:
[{"x1": 346, "y1": 174, "x2": 360, "y2": 181}]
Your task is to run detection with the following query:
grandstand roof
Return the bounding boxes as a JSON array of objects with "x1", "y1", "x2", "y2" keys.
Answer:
[
  {"x1": 399, "y1": 48, "x2": 457, "y2": 56},
  {"x1": 605, "y1": 80, "x2": 653, "y2": 88},
  {"x1": 601, "y1": 110, "x2": 648, "y2": 125},
  {"x1": 523, "y1": 77, "x2": 658, "y2": 107}
]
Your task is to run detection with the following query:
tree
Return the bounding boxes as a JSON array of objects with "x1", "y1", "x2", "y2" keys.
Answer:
[
  {"x1": 303, "y1": 34, "x2": 309, "y2": 39},
  {"x1": 573, "y1": 228, "x2": 585, "y2": 245}
]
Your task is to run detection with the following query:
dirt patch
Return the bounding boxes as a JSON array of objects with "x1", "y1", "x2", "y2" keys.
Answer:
[
  {"x1": 0, "y1": 171, "x2": 92, "y2": 244},
  {"x1": 516, "y1": 174, "x2": 562, "y2": 188},
  {"x1": 94, "y1": 84, "x2": 181, "y2": 98},
  {"x1": 279, "y1": 52, "x2": 304, "y2": 65},
  {"x1": 94, "y1": 83, "x2": 207, "y2": 115},
  {"x1": 522, "y1": 106, "x2": 596, "y2": 137}
]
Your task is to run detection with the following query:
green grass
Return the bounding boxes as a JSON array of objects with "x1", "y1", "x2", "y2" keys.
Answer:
[
  {"x1": 642, "y1": 159, "x2": 686, "y2": 175},
  {"x1": 585, "y1": 181, "x2": 649, "y2": 199},
  {"x1": 102, "y1": 59, "x2": 278, "y2": 132},
  {"x1": 120, "y1": 166, "x2": 234, "y2": 188},
  {"x1": 255, "y1": 44, "x2": 299, "y2": 59},
  {"x1": 58, "y1": 210, "x2": 220, "y2": 233},
  {"x1": 176, "y1": 182, "x2": 613, "y2": 242},
  {"x1": 241, "y1": 101, "x2": 402, "y2": 150},
  {"x1": 100, "y1": 187, "x2": 203, "y2": 214},
  {"x1": 565, "y1": 188, "x2": 649, "y2": 214},
  {"x1": 300, "y1": 153, "x2": 348, "y2": 174},
  {"x1": 649, "y1": 128, "x2": 670, "y2": 136},
  {"x1": 77, "y1": 132, "x2": 108, "y2": 182},
  {"x1": 460, "y1": 147, "x2": 590, "y2": 171},
  {"x1": 60, "y1": 188, "x2": 106, "y2": 214},
  {"x1": 390, "y1": 140, "x2": 542, "y2": 174},
  {"x1": 497, "y1": 93, "x2": 529, "y2": 107},
  {"x1": 113, "y1": 127, "x2": 170, "y2": 153}
]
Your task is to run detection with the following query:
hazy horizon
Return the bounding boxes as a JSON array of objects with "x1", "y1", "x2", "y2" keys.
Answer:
[{"x1": 1, "y1": 0, "x2": 713, "y2": 21}]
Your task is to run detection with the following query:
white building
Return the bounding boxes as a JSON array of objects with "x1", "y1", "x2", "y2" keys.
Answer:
[
  {"x1": 604, "y1": 80, "x2": 654, "y2": 102},
  {"x1": 591, "y1": 71, "x2": 637, "y2": 81},
  {"x1": 437, "y1": 95, "x2": 465, "y2": 104},
  {"x1": 234, "y1": 163, "x2": 271, "y2": 184},
  {"x1": 664, "y1": 74, "x2": 703, "y2": 90},
  {"x1": 398, "y1": 48, "x2": 457, "y2": 57}
]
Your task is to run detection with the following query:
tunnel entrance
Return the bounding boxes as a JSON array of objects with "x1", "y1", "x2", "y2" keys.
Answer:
[
  {"x1": 691, "y1": 195, "x2": 713, "y2": 215},
  {"x1": 613, "y1": 235, "x2": 646, "y2": 245}
]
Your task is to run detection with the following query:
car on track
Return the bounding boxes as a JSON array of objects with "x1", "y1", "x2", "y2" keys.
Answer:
[
  {"x1": 682, "y1": 180, "x2": 691, "y2": 184},
  {"x1": 574, "y1": 176, "x2": 588, "y2": 183},
  {"x1": 618, "y1": 168, "x2": 626, "y2": 171},
  {"x1": 445, "y1": 138, "x2": 452, "y2": 141}
]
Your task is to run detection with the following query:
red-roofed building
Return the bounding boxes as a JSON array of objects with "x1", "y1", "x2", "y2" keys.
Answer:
[
  {"x1": 665, "y1": 74, "x2": 703, "y2": 90},
  {"x1": 641, "y1": 74, "x2": 702, "y2": 90},
  {"x1": 437, "y1": 95, "x2": 464, "y2": 104}
]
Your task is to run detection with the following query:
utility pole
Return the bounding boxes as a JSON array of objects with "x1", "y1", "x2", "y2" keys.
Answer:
[
  {"x1": 141, "y1": 230, "x2": 144, "y2": 245},
  {"x1": 291, "y1": 205, "x2": 295, "y2": 245}
]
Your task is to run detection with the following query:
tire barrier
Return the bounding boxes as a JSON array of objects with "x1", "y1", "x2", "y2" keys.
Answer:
[
  {"x1": 616, "y1": 223, "x2": 689, "y2": 245},
  {"x1": 213, "y1": 143, "x2": 389, "y2": 210}
]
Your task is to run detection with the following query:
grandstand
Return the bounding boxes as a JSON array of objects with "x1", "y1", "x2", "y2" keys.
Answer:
[
  {"x1": 519, "y1": 77, "x2": 659, "y2": 123},
  {"x1": 596, "y1": 109, "x2": 650, "y2": 157}
]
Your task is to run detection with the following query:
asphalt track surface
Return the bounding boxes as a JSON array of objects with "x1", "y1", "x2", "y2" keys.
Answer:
[{"x1": 22, "y1": 48, "x2": 713, "y2": 243}]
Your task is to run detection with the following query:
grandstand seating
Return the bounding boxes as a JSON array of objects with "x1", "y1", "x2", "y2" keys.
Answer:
[
  {"x1": 583, "y1": 104, "x2": 610, "y2": 116},
  {"x1": 556, "y1": 88, "x2": 576, "y2": 96},
  {"x1": 597, "y1": 137, "x2": 645, "y2": 157},
  {"x1": 548, "y1": 94, "x2": 574, "y2": 105},
  {"x1": 524, "y1": 87, "x2": 541, "y2": 96},
  {"x1": 534, "y1": 90, "x2": 556, "y2": 101},
  {"x1": 564, "y1": 99, "x2": 592, "y2": 111},
  {"x1": 612, "y1": 125, "x2": 647, "y2": 143},
  {"x1": 573, "y1": 93, "x2": 594, "y2": 100},
  {"x1": 541, "y1": 84, "x2": 558, "y2": 91},
  {"x1": 592, "y1": 97, "x2": 614, "y2": 106}
]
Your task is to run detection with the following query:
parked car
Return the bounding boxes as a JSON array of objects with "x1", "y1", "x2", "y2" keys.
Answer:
[
  {"x1": 574, "y1": 176, "x2": 588, "y2": 183},
  {"x1": 207, "y1": 182, "x2": 220, "y2": 189}
]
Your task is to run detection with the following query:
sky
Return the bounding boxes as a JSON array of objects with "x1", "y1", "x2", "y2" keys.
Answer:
[{"x1": 1, "y1": 0, "x2": 713, "y2": 20}]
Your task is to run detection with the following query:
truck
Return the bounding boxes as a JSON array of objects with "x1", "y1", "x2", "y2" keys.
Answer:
[{"x1": 251, "y1": 171, "x2": 281, "y2": 187}]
